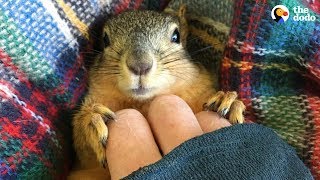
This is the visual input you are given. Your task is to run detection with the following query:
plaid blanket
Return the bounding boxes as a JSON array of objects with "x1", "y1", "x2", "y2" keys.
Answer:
[
  {"x1": 0, "y1": 0, "x2": 167, "y2": 179},
  {"x1": 221, "y1": 0, "x2": 320, "y2": 178},
  {"x1": 0, "y1": 0, "x2": 319, "y2": 179}
]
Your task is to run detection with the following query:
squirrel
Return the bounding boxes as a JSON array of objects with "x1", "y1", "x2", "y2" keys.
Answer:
[{"x1": 72, "y1": 6, "x2": 245, "y2": 170}]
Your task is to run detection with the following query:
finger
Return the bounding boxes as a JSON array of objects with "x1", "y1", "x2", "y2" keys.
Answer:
[
  {"x1": 195, "y1": 111, "x2": 231, "y2": 133},
  {"x1": 106, "y1": 109, "x2": 162, "y2": 180},
  {"x1": 148, "y1": 95, "x2": 203, "y2": 155}
]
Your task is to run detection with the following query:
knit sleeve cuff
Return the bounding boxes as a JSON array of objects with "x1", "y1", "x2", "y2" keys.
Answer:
[{"x1": 123, "y1": 124, "x2": 313, "y2": 180}]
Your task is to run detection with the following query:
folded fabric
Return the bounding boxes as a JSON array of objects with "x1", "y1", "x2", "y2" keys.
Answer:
[
  {"x1": 124, "y1": 124, "x2": 313, "y2": 180},
  {"x1": 211, "y1": 0, "x2": 320, "y2": 177},
  {"x1": 0, "y1": 0, "x2": 168, "y2": 179}
]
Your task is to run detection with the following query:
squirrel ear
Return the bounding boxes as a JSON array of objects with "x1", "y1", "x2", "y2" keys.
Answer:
[{"x1": 178, "y1": 4, "x2": 188, "y2": 47}]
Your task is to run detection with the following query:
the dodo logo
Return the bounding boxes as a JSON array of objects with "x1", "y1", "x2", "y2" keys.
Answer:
[{"x1": 271, "y1": 5, "x2": 290, "y2": 23}]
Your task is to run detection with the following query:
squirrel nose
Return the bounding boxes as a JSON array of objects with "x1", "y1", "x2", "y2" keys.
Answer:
[{"x1": 127, "y1": 62, "x2": 152, "y2": 75}]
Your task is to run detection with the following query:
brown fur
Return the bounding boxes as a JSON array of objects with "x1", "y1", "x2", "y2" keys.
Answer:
[{"x1": 72, "y1": 6, "x2": 245, "y2": 176}]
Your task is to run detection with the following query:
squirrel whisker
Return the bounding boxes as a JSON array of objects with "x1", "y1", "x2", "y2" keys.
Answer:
[
  {"x1": 106, "y1": 59, "x2": 121, "y2": 62},
  {"x1": 81, "y1": 52, "x2": 102, "y2": 55},
  {"x1": 162, "y1": 58, "x2": 182, "y2": 65},
  {"x1": 83, "y1": 48, "x2": 103, "y2": 54},
  {"x1": 104, "y1": 54, "x2": 121, "y2": 61},
  {"x1": 190, "y1": 45, "x2": 214, "y2": 56},
  {"x1": 109, "y1": 47, "x2": 121, "y2": 55},
  {"x1": 161, "y1": 49, "x2": 184, "y2": 59},
  {"x1": 95, "y1": 68, "x2": 120, "y2": 71},
  {"x1": 169, "y1": 73, "x2": 193, "y2": 86},
  {"x1": 164, "y1": 62, "x2": 196, "y2": 69},
  {"x1": 100, "y1": 68, "x2": 120, "y2": 71}
]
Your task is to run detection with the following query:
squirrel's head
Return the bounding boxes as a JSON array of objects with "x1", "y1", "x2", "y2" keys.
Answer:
[{"x1": 90, "y1": 7, "x2": 198, "y2": 101}]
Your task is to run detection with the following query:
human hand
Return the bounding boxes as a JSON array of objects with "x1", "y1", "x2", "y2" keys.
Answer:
[{"x1": 106, "y1": 95, "x2": 231, "y2": 179}]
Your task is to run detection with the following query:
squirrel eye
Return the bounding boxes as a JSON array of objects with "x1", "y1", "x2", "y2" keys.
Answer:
[
  {"x1": 104, "y1": 32, "x2": 110, "y2": 47},
  {"x1": 171, "y1": 28, "x2": 180, "y2": 44}
]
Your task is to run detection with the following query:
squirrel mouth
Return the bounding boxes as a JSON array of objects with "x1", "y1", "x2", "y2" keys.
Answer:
[{"x1": 131, "y1": 87, "x2": 153, "y2": 95}]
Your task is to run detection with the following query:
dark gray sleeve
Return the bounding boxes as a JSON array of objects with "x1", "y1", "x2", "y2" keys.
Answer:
[{"x1": 123, "y1": 124, "x2": 313, "y2": 180}]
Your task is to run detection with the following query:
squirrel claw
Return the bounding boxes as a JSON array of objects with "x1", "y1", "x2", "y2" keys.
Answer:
[
  {"x1": 103, "y1": 112, "x2": 116, "y2": 123},
  {"x1": 205, "y1": 91, "x2": 245, "y2": 124},
  {"x1": 218, "y1": 108, "x2": 229, "y2": 117},
  {"x1": 101, "y1": 159, "x2": 107, "y2": 169},
  {"x1": 101, "y1": 136, "x2": 108, "y2": 148}
]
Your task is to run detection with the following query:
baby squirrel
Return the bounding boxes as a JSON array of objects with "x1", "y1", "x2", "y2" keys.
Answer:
[{"x1": 73, "y1": 6, "x2": 245, "y2": 169}]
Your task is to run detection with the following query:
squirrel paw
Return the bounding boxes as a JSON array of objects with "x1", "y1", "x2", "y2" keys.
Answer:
[
  {"x1": 203, "y1": 91, "x2": 245, "y2": 124},
  {"x1": 73, "y1": 103, "x2": 115, "y2": 168},
  {"x1": 91, "y1": 104, "x2": 115, "y2": 167}
]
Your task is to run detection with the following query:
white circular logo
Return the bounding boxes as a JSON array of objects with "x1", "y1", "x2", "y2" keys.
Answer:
[{"x1": 271, "y1": 5, "x2": 290, "y2": 23}]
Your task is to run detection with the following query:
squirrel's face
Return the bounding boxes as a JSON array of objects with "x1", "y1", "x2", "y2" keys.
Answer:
[{"x1": 91, "y1": 11, "x2": 198, "y2": 100}]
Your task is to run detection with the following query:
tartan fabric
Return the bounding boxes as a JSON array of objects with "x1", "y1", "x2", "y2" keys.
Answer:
[
  {"x1": 221, "y1": 0, "x2": 320, "y2": 179},
  {"x1": 0, "y1": 0, "x2": 167, "y2": 179},
  {"x1": 1, "y1": 0, "x2": 319, "y2": 179}
]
